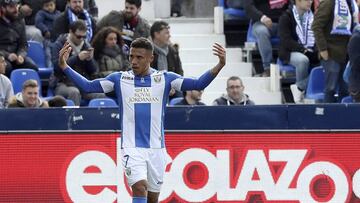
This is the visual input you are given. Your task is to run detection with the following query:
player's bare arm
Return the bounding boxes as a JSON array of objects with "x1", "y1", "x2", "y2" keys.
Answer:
[
  {"x1": 59, "y1": 42, "x2": 72, "y2": 70},
  {"x1": 210, "y1": 42, "x2": 226, "y2": 77}
]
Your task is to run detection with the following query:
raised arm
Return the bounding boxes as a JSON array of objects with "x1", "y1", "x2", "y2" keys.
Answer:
[{"x1": 58, "y1": 43, "x2": 113, "y2": 93}]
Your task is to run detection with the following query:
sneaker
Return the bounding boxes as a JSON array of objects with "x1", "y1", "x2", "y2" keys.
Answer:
[
  {"x1": 290, "y1": 84, "x2": 304, "y2": 104},
  {"x1": 261, "y1": 69, "x2": 270, "y2": 77}
]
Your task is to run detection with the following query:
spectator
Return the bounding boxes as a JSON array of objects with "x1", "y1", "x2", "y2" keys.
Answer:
[
  {"x1": 47, "y1": 95, "x2": 67, "y2": 106},
  {"x1": 35, "y1": 0, "x2": 61, "y2": 67},
  {"x1": 52, "y1": 20, "x2": 103, "y2": 105},
  {"x1": 91, "y1": 26, "x2": 130, "y2": 77},
  {"x1": 171, "y1": 0, "x2": 182, "y2": 17},
  {"x1": 174, "y1": 90, "x2": 205, "y2": 105},
  {"x1": 96, "y1": 0, "x2": 150, "y2": 46},
  {"x1": 150, "y1": 20, "x2": 183, "y2": 75},
  {"x1": 278, "y1": 0, "x2": 319, "y2": 103},
  {"x1": 312, "y1": 0, "x2": 360, "y2": 103},
  {"x1": 244, "y1": 0, "x2": 289, "y2": 76},
  {"x1": 7, "y1": 79, "x2": 48, "y2": 108},
  {"x1": 348, "y1": 25, "x2": 360, "y2": 102},
  {"x1": 213, "y1": 76, "x2": 255, "y2": 105},
  {"x1": 19, "y1": 0, "x2": 44, "y2": 42},
  {"x1": 0, "y1": 0, "x2": 39, "y2": 77},
  {"x1": 0, "y1": 53, "x2": 14, "y2": 108},
  {"x1": 52, "y1": 0, "x2": 96, "y2": 42},
  {"x1": 56, "y1": 0, "x2": 98, "y2": 20}
]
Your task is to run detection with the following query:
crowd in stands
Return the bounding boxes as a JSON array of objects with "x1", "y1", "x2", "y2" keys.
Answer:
[{"x1": 2, "y1": 0, "x2": 360, "y2": 107}]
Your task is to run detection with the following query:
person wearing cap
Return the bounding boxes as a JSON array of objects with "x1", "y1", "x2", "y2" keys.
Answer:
[{"x1": 0, "y1": 0, "x2": 39, "y2": 77}]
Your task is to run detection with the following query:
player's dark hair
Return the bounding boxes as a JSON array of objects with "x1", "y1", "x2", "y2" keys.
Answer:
[{"x1": 130, "y1": 37, "x2": 153, "y2": 52}]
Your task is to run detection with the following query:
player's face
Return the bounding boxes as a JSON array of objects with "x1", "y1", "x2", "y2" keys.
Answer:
[
  {"x1": 226, "y1": 79, "x2": 244, "y2": 101},
  {"x1": 129, "y1": 47, "x2": 153, "y2": 76},
  {"x1": 22, "y1": 86, "x2": 38, "y2": 107},
  {"x1": 105, "y1": 32, "x2": 117, "y2": 48},
  {"x1": 124, "y1": 2, "x2": 140, "y2": 20},
  {"x1": 0, "y1": 56, "x2": 6, "y2": 75}
]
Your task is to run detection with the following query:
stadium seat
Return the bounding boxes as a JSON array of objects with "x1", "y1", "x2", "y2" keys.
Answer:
[
  {"x1": 10, "y1": 68, "x2": 42, "y2": 95},
  {"x1": 169, "y1": 97, "x2": 183, "y2": 106},
  {"x1": 218, "y1": 0, "x2": 246, "y2": 18},
  {"x1": 66, "y1": 99, "x2": 76, "y2": 106},
  {"x1": 88, "y1": 98, "x2": 118, "y2": 107},
  {"x1": 246, "y1": 20, "x2": 280, "y2": 45},
  {"x1": 305, "y1": 66, "x2": 324, "y2": 101},
  {"x1": 341, "y1": 96, "x2": 353, "y2": 103},
  {"x1": 276, "y1": 58, "x2": 296, "y2": 78},
  {"x1": 27, "y1": 40, "x2": 53, "y2": 79}
]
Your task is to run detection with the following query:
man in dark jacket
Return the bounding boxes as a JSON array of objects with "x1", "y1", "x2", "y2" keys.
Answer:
[
  {"x1": 52, "y1": 0, "x2": 96, "y2": 42},
  {"x1": 213, "y1": 76, "x2": 255, "y2": 105},
  {"x1": 96, "y1": 0, "x2": 150, "y2": 47},
  {"x1": 244, "y1": 0, "x2": 288, "y2": 76},
  {"x1": 51, "y1": 20, "x2": 102, "y2": 105},
  {"x1": 348, "y1": 25, "x2": 360, "y2": 102},
  {"x1": 56, "y1": 0, "x2": 98, "y2": 20},
  {"x1": 278, "y1": 0, "x2": 319, "y2": 103},
  {"x1": 0, "y1": 0, "x2": 38, "y2": 76}
]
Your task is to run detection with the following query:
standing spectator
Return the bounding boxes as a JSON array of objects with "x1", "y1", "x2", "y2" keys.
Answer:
[
  {"x1": 52, "y1": 0, "x2": 96, "y2": 42},
  {"x1": 348, "y1": 25, "x2": 360, "y2": 102},
  {"x1": 174, "y1": 90, "x2": 205, "y2": 105},
  {"x1": 91, "y1": 26, "x2": 130, "y2": 77},
  {"x1": 213, "y1": 76, "x2": 255, "y2": 105},
  {"x1": 7, "y1": 79, "x2": 48, "y2": 108},
  {"x1": 56, "y1": 0, "x2": 98, "y2": 20},
  {"x1": 312, "y1": 0, "x2": 360, "y2": 103},
  {"x1": 244, "y1": 0, "x2": 289, "y2": 76},
  {"x1": 0, "y1": 0, "x2": 38, "y2": 77},
  {"x1": 96, "y1": 0, "x2": 150, "y2": 46},
  {"x1": 278, "y1": 0, "x2": 319, "y2": 103},
  {"x1": 35, "y1": 0, "x2": 61, "y2": 67},
  {"x1": 171, "y1": 0, "x2": 182, "y2": 17},
  {"x1": 150, "y1": 21, "x2": 183, "y2": 75},
  {"x1": 52, "y1": 20, "x2": 103, "y2": 105},
  {"x1": 0, "y1": 53, "x2": 14, "y2": 108},
  {"x1": 19, "y1": 0, "x2": 44, "y2": 42}
]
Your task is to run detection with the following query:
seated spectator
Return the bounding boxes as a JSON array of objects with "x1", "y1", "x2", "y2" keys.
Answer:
[
  {"x1": 7, "y1": 79, "x2": 48, "y2": 108},
  {"x1": 0, "y1": 0, "x2": 38, "y2": 77},
  {"x1": 174, "y1": 90, "x2": 205, "y2": 106},
  {"x1": 96, "y1": 0, "x2": 150, "y2": 47},
  {"x1": 35, "y1": 0, "x2": 61, "y2": 67},
  {"x1": 0, "y1": 53, "x2": 14, "y2": 108},
  {"x1": 19, "y1": 0, "x2": 44, "y2": 42},
  {"x1": 348, "y1": 25, "x2": 360, "y2": 102},
  {"x1": 278, "y1": 0, "x2": 319, "y2": 103},
  {"x1": 91, "y1": 26, "x2": 130, "y2": 77},
  {"x1": 213, "y1": 76, "x2": 255, "y2": 105},
  {"x1": 56, "y1": 0, "x2": 98, "y2": 21},
  {"x1": 52, "y1": 0, "x2": 96, "y2": 42},
  {"x1": 47, "y1": 95, "x2": 67, "y2": 107},
  {"x1": 52, "y1": 20, "x2": 104, "y2": 105},
  {"x1": 244, "y1": 0, "x2": 289, "y2": 77}
]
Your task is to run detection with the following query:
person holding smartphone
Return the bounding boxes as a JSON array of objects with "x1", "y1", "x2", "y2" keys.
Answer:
[{"x1": 51, "y1": 20, "x2": 104, "y2": 105}]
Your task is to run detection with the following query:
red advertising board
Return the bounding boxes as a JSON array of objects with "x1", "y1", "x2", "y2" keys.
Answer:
[{"x1": 1, "y1": 132, "x2": 360, "y2": 202}]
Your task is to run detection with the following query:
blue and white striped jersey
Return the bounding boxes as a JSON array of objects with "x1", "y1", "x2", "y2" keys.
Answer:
[{"x1": 64, "y1": 67, "x2": 215, "y2": 149}]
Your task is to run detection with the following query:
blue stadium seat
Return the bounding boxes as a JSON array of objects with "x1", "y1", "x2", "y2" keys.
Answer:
[
  {"x1": 10, "y1": 69, "x2": 42, "y2": 95},
  {"x1": 341, "y1": 96, "x2": 353, "y2": 103},
  {"x1": 169, "y1": 97, "x2": 183, "y2": 106},
  {"x1": 277, "y1": 58, "x2": 296, "y2": 78},
  {"x1": 305, "y1": 66, "x2": 324, "y2": 101},
  {"x1": 27, "y1": 40, "x2": 53, "y2": 79},
  {"x1": 218, "y1": 0, "x2": 246, "y2": 18},
  {"x1": 66, "y1": 99, "x2": 76, "y2": 106},
  {"x1": 88, "y1": 98, "x2": 118, "y2": 107},
  {"x1": 246, "y1": 21, "x2": 280, "y2": 45}
]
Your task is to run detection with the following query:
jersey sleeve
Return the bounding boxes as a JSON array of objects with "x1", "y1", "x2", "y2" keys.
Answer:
[
  {"x1": 167, "y1": 70, "x2": 215, "y2": 91},
  {"x1": 63, "y1": 66, "x2": 115, "y2": 93}
]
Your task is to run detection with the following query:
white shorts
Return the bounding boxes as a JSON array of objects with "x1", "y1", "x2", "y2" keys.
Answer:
[{"x1": 121, "y1": 148, "x2": 167, "y2": 193}]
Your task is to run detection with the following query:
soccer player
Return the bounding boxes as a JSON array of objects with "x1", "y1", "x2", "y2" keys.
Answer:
[{"x1": 58, "y1": 37, "x2": 226, "y2": 203}]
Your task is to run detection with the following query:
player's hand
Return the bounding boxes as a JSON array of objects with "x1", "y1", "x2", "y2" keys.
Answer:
[
  {"x1": 59, "y1": 42, "x2": 72, "y2": 70},
  {"x1": 213, "y1": 43, "x2": 226, "y2": 68}
]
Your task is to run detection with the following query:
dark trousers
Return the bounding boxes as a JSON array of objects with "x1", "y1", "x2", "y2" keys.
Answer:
[{"x1": 5, "y1": 57, "x2": 39, "y2": 77}]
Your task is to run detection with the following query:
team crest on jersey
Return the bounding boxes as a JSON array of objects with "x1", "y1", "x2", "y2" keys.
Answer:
[{"x1": 154, "y1": 75, "x2": 162, "y2": 83}]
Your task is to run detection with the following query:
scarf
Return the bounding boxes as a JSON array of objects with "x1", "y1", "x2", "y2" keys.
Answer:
[
  {"x1": 331, "y1": 0, "x2": 359, "y2": 35},
  {"x1": 67, "y1": 8, "x2": 93, "y2": 41},
  {"x1": 153, "y1": 44, "x2": 169, "y2": 71},
  {"x1": 292, "y1": 6, "x2": 315, "y2": 48},
  {"x1": 269, "y1": 0, "x2": 288, "y2": 9},
  {"x1": 67, "y1": 35, "x2": 84, "y2": 56}
]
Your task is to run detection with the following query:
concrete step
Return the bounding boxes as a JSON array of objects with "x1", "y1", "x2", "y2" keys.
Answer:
[
  {"x1": 183, "y1": 62, "x2": 252, "y2": 77},
  {"x1": 171, "y1": 34, "x2": 226, "y2": 49},
  {"x1": 201, "y1": 91, "x2": 282, "y2": 105},
  {"x1": 205, "y1": 77, "x2": 272, "y2": 92},
  {"x1": 179, "y1": 48, "x2": 242, "y2": 63},
  {"x1": 160, "y1": 18, "x2": 215, "y2": 35}
]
